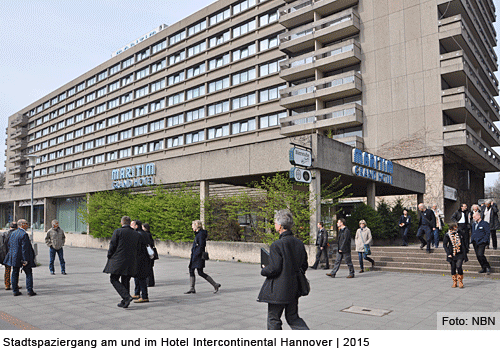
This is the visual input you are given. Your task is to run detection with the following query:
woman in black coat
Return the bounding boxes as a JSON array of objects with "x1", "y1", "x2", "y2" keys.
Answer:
[
  {"x1": 184, "y1": 220, "x2": 221, "y2": 294},
  {"x1": 443, "y1": 223, "x2": 467, "y2": 288},
  {"x1": 142, "y1": 223, "x2": 157, "y2": 287}
]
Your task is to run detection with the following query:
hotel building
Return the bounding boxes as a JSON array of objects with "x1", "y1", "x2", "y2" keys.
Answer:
[{"x1": 1, "y1": 0, "x2": 497, "y2": 232}]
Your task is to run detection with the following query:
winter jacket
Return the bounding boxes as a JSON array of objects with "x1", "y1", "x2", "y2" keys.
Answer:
[
  {"x1": 337, "y1": 227, "x2": 352, "y2": 253},
  {"x1": 45, "y1": 227, "x2": 66, "y2": 250},
  {"x1": 189, "y1": 229, "x2": 207, "y2": 270},
  {"x1": 355, "y1": 227, "x2": 372, "y2": 252},
  {"x1": 103, "y1": 225, "x2": 140, "y2": 276}
]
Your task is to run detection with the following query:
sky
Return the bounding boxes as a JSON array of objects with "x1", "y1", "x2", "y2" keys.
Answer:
[{"x1": 1, "y1": 0, "x2": 500, "y2": 186}]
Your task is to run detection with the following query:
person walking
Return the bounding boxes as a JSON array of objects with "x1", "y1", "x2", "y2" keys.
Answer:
[
  {"x1": 398, "y1": 209, "x2": 411, "y2": 246},
  {"x1": 417, "y1": 203, "x2": 435, "y2": 253},
  {"x1": 310, "y1": 222, "x2": 329, "y2": 270},
  {"x1": 355, "y1": 220, "x2": 375, "y2": 273},
  {"x1": 326, "y1": 218, "x2": 355, "y2": 278},
  {"x1": 103, "y1": 216, "x2": 140, "y2": 308},
  {"x1": 3, "y1": 219, "x2": 37, "y2": 296},
  {"x1": 45, "y1": 220, "x2": 66, "y2": 275},
  {"x1": 481, "y1": 199, "x2": 499, "y2": 250},
  {"x1": 451, "y1": 203, "x2": 470, "y2": 249},
  {"x1": 443, "y1": 223, "x2": 467, "y2": 288},
  {"x1": 142, "y1": 223, "x2": 157, "y2": 287},
  {"x1": 131, "y1": 220, "x2": 152, "y2": 303},
  {"x1": 1, "y1": 222, "x2": 18, "y2": 290},
  {"x1": 184, "y1": 220, "x2": 221, "y2": 294},
  {"x1": 431, "y1": 204, "x2": 443, "y2": 248},
  {"x1": 257, "y1": 209, "x2": 309, "y2": 330},
  {"x1": 471, "y1": 212, "x2": 492, "y2": 275}
]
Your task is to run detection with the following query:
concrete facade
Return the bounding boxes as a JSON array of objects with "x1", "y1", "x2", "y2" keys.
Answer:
[{"x1": 3, "y1": 0, "x2": 497, "y2": 230}]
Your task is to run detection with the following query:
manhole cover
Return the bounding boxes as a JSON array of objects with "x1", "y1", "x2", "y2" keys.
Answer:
[{"x1": 341, "y1": 305, "x2": 392, "y2": 317}]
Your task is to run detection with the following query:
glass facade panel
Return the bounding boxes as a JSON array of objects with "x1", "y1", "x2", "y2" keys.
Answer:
[{"x1": 56, "y1": 197, "x2": 87, "y2": 233}]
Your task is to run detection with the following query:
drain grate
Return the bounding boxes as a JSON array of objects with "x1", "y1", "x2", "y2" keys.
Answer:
[{"x1": 341, "y1": 305, "x2": 392, "y2": 317}]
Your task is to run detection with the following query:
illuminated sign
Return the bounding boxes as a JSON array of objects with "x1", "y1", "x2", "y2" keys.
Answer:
[
  {"x1": 111, "y1": 163, "x2": 156, "y2": 189},
  {"x1": 352, "y1": 148, "x2": 393, "y2": 184},
  {"x1": 112, "y1": 24, "x2": 168, "y2": 57},
  {"x1": 289, "y1": 167, "x2": 312, "y2": 184},
  {"x1": 289, "y1": 147, "x2": 312, "y2": 167}
]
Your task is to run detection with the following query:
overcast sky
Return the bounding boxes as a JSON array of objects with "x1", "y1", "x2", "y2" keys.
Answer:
[{"x1": 1, "y1": 0, "x2": 500, "y2": 186}]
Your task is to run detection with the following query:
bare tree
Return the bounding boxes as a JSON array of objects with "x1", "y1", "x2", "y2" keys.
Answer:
[
  {"x1": 0, "y1": 170, "x2": 4, "y2": 189},
  {"x1": 485, "y1": 174, "x2": 500, "y2": 204}
]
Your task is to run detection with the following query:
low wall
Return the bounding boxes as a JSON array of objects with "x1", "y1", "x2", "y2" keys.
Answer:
[{"x1": 30, "y1": 231, "x2": 317, "y2": 265}]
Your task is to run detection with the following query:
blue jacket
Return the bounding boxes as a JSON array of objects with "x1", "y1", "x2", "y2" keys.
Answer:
[
  {"x1": 471, "y1": 220, "x2": 490, "y2": 245},
  {"x1": 189, "y1": 229, "x2": 207, "y2": 269},
  {"x1": 3, "y1": 228, "x2": 36, "y2": 268}
]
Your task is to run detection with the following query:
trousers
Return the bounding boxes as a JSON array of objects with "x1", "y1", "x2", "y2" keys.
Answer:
[
  {"x1": 12, "y1": 266, "x2": 33, "y2": 294},
  {"x1": 49, "y1": 247, "x2": 66, "y2": 273},
  {"x1": 267, "y1": 300, "x2": 309, "y2": 330},
  {"x1": 329, "y1": 251, "x2": 354, "y2": 276},
  {"x1": 110, "y1": 274, "x2": 132, "y2": 300}
]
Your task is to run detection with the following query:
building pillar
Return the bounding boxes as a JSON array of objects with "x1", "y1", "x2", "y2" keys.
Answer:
[
  {"x1": 417, "y1": 193, "x2": 424, "y2": 206},
  {"x1": 367, "y1": 182, "x2": 376, "y2": 209},
  {"x1": 13, "y1": 201, "x2": 21, "y2": 222},
  {"x1": 44, "y1": 197, "x2": 57, "y2": 230},
  {"x1": 309, "y1": 170, "x2": 321, "y2": 243},
  {"x1": 200, "y1": 181, "x2": 209, "y2": 226}
]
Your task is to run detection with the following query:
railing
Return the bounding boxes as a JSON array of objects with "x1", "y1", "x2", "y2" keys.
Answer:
[
  {"x1": 464, "y1": 0, "x2": 496, "y2": 59},
  {"x1": 283, "y1": 105, "x2": 358, "y2": 127},
  {"x1": 9, "y1": 114, "x2": 28, "y2": 127},
  {"x1": 466, "y1": 130, "x2": 500, "y2": 166},
  {"x1": 280, "y1": 41, "x2": 355, "y2": 70},
  {"x1": 280, "y1": 0, "x2": 313, "y2": 16},
  {"x1": 281, "y1": 74, "x2": 356, "y2": 98},
  {"x1": 462, "y1": 59, "x2": 500, "y2": 115}
]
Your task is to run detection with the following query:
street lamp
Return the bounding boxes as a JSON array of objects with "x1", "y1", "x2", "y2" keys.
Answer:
[{"x1": 26, "y1": 154, "x2": 37, "y2": 243}]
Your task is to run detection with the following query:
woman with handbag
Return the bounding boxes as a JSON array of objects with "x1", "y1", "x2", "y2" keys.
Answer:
[
  {"x1": 184, "y1": 220, "x2": 221, "y2": 294},
  {"x1": 142, "y1": 223, "x2": 157, "y2": 287},
  {"x1": 355, "y1": 220, "x2": 375, "y2": 273}
]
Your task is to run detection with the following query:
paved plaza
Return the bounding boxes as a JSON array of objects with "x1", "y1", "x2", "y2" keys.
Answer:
[{"x1": 0, "y1": 243, "x2": 499, "y2": 330}]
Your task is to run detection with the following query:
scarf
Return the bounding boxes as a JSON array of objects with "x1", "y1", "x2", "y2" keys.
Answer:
[{"x1": 448, "y1": 231, "x2": 461, "y2": 256}]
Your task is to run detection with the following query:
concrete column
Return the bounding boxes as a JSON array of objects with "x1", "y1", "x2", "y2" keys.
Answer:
[
  {"x1": 367, "y1": 182, "x2": 376, "y2": 209},
  {"x1": 44, "y1": 197, "x2": 57, "y2": 230},
  {"x1": 417, "y1": 193, "x2": 424, "y2": 206},
  {"x1": 200, "y1": 181, "x2": 209, "y2": 226},
  {"x1": 13, "y1": 201, "x2": 21, "y2": 222},
  {"x1": 309, "y1": 170, "x2": 321, "y2": 243}
]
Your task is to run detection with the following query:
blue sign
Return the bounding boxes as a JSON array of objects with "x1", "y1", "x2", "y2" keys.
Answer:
[
  {"x1": 111, "y1": 163, "x2": 156, "y2": 189},
  {"x1": 352, "y1": 149, "x2": 393, "y2": 184}
]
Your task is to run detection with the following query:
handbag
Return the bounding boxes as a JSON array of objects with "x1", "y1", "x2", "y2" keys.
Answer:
[
  {"x1": 146, "y1": 245, "x2": 155, "y2": 259},
  {"x1": 152, "y1": 247, "x2": 159, "y2": 260},
  {"x1": 359, "y1": 228, "x2": 371, "y2": 258},
  {"x1": 201, "y1": 251, "x2": 209, "y2": 260},
  {"x1": 297, "y1": 268, "x2": 310, "y2": 297}
]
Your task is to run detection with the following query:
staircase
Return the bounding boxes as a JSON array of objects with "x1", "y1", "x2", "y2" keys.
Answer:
[{"x1": 331, "y1": 245, "x2": 500, "y2": 279}]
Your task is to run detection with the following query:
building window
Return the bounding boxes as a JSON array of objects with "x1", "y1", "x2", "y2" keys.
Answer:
[
  {"x1": 232, "y1": 118, "x2": 256, "y2": 134},
  {"x1": 259, "y1": 59, "x2": 281, "y2": 76},
  {"x1": 98, "y1": 70, "x2": 108, "y2": 81},
  {"x1": 87, "y1": 76, "x2": 96, "y2": 87},
  {"x1": 259, "y1": 10, "x2": 278, "y2": 26},
  {"x1": 67, "y1": 101, "x2": 75, "y2": 111},
  {"x1": 151, "y1": 79, "x2": 166, "y2": 92},
  {"x1": 107, "y1": 151, "x2": 118, "y2": 161},
  {"x1": 66, "y1": 116, "x2": 74, "y2": 126},
  {"x1": 233, "y1": 0, "x2": 256, "y2": 15},
  {"x1": 135, "y1": 86, "x2": 149, "y2": 99},
  {"x1": 209, "y1": 31, "x2": 230, "y2": 48},
  {"x1": 84, "y1": 157, "x2": 94, "y2": 166},
  {"x1": 168, "y1": 93, "x2": 184, "y2": 106},
  {"x1": 134, "y1": 124, "x2": 148, "y2": 136},
  {"x1": 76, "y1": 113, "x2": 84, "y2": 122},
  {"x1": 185, "y1": 130, "x2": 205, "y2": 144},
  {"x1": 109, "y1": 63, "x2": 120, "y2": 75},
  {"x1": 209, "y1": 8, "x2": 230, "y2": 26},
  {"x1": 149, "y1": 140, "x2": 164, "y2": 152},
  {"x1": 207, "y1": 101, "x2": 230, "y2": 116},
  {"x1": 231, "y1": 93, "x2": 256, "y2": 110},
  {"x1": 122, "y1": 56, "x2": 134, "y2": 69},
  {"x1": 84, "y1": 140, "x2": 94, "y2": 150},
  {"x1": 119, "y1": 148, "x2": 131, "y2": 158},
  {"x1": 232, "y1": 67, "x2": 256, "y2": 85},
  {"x1": 186, "y1": 107, "x2": 204, "y2": 122},
  {"x1": 151, "y1": 59, "x2": 166, "y2": 73},
  {"x1": 95, "y1": 120, "x2": 106, "y2": 131},
  {"x1": 95, "y1": 137, "x2": 105, "y2": 147},
  {"x1": 65, "y1": 147, "x2": 73, "y2": 155},
  {"x1": 232, "y1": 20, "x2": 256, "y2": 38},
  {"x1": 59, "y1": 91, "x2": 67, "y2": 101},
  {"x1": 108, "y1": 115, "x2": 119, "y2": 126},
  {"x1": 42, "y1": 128, "x2": 49, "y2": 136},
  {"x1": 137, "y1": 48, "x2": 150, "y2": 62},
  {"x1": 152, "y1": 40, "x2": 167, "y2": 54},
  {"x1": 57, "y1": 135, "x2": 65, "y2": 144},
  {"x1": 136, "y1": 66, "x2": 150, "y2": 80},
  {"x1": 51, "y1": 97, "x2": 58, "y2": 105},
  {"x1": 208, "y1": 77, "x2": 230, "y2": 93},
  {"x1": 259, "y1": 35, "x2": 279, "y2": 51},
  {"x1": 208, "y1": 54, "x2": 230, "y2": 70},
  {"x1": 85, "y1": 108, "x2": 95, "y2": 118},
  {"x1": 95, "y1": 154, "x2": 105, "y2": 164},
  {"x1": 169, "y1": 30, "x2": 186, "y2": 46},
  {"x1": 74, "y1": 144, "x2": 83, "y2": 153},
  {"x1": 49, "y1": 166, "x2": 56, "y2": 174},
  {"x1": 121, "y1": 92, "x2": 133, "y2": 104},
  {"x1": 188, "y1": 20, "x2": 207, "y2": 36},
  {"x1": 120, "y1": 111, "x2": 133, "y2": 122},
  {"x1": 232, "y1": 43, "x2": 256, "y2": 61},
  {"x1": 135, "y1": 105, "x2": 148, "y2": 117},
  {"x1": 96, "y1": 103, "x2": 106, "y2": 114},
  {"x1": 49, "y1": 111, "x2": 57, "y2": 119},
  {"x1": 67, "y1": 87, "x2": 76, "y2": 97},
  {"x1": 187, "y1": 41, "x2": 206, "y2": 57},
  {"x1": 120, "y1": 129, "x2": 132, "y2": 140},
  {"x1": 50, "y1": 124, "x2": 57, "y2": 133},
  {"x1": 150, "y1": 99, "x2": 165, "y2": 112},
  {"x1": 259, "y1": 84, "x2": 286, "y2": 103},
  {"x1": 64, "y1": 162, "x2": 73, "y2": 170},
  {"x1": 168, "y1": 50, "x2": 186, "y2": 65},
  {"x1": 75, "y1": 128, "x2": 84, "y2": 138},
  {"x1": 66, "y1": 131, "x2": 74, "y2": 140},
  {"x1": 97, "y1": 86, "x2": 108, "y2": 97},
  {"x1": 76, "y1": 97, "x2": 85, "y2": 107},
  {"x1": 107, "y1": 133, "x2": 118, "y2": 144},
  {"x1": 167, "y1": 135, "x2": 183, "y2": 148},
  {"x1": 122, "y1": 74, "x2": 133, "y2": 86},
  {"x1": 208, "y1": 124, "x2": 230, "y2": 139},
  {"x1": 150, "y1": 119, "x2": 165, "y2": 132},
  {"x1": 259, "y1": 111, "x2": 287, "y2": 128},
  {"x1": 167, "y1": 114, "x2": 184, "y2": 127},
  {"x1": 77, "y1": 82, "x2": 85, "y2": 92},
  {"x1": 186, "y1": 85, "x2": 205, "y2": 100},
  {"x1": 108, "y1": 97, "x2": 120, "y2": 109},
  {"x1": 86, "y1": 92, "x2": 96, "y2": 103},
  {"x1": 49, "y1": 138, "x2": 56, "y2": 147},
  {"x1": 134, "y1": 144, "x2": 148, "y2": 155},
  {"x1": 74, "y1": 160, "x2": 83, "y2": 168},
  {"x1": 58, "y1": 106, "x2": 66, "y2": 115},
  {"x1": 187, "y1": 63, "x2": 205, "y2": 78}
]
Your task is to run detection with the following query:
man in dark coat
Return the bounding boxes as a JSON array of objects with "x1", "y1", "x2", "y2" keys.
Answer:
[
  {"x1": 1, "y1": 222, "x2": 18, "y2": 290},
  {"x1": 131, "y1": 220, "x2": 152, "y2": 303},
  {"x1": 257, "y1": 209, "x2": 309, "y2": 330},
  {"x1": 103, "y1": 216, "x2": 140, "y2": 308},
  {"x1": 3, "y1": 219, "x2": 37, "y2": 296},
  {"x1": 480, "y1": 200, "x2": 499, "y2": 250},
  {"x1": 417, "y1": 203, "x2": 435, "y2": 253},
  {"x1": 451, "y1": 203, "x2": 470, "y2": 249},
  {"x1": 326, "y1": 218, "x2": 355, "y2": 278},
  {"x1": 398, "y1": 209, "x2": 411, "y2": 246},
  {"x1": 471, "y1": 211, "x2": 492, "y2": 275},
  {"x1": 311, "y1": 222, "x2": 329, "y2": 269}
]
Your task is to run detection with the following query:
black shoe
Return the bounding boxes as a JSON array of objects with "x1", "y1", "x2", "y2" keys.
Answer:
[
  {"x1": 326, "y1": 273, "x2": 335, "y2": 278},
  {"x1": 479, "y1": 268, "x2": 486, "y2": 273},
  {"x1": 122, "y1": 297, "x2": 133, "y2": 308},
  {"x1": 61, "y1": 272, "x2": 67, "y2": 275},
  {"x1": 28, "y1": 291, "x2": 37, "y2": 296},
  {"x1": 420, "y1": 244, "x2": 425, "y2": 250},
  {"x1": 346, "y1": 275, "x2": 355, "y2": 278},
  {"x1": 50, "y1": 272, "x2": 55, "y2": 275},
  {"x1": 322, "y1": 267, "x2": 329, "y2": 270},
  {"x1": 486, "y1": 268, "x2": 491, "y2": 275},
  {"x1": 117, "y1": 301, "x2": 125, "y2": 307},
  {"x1": 13, "y1": 291, "x2": 22, "y2": 296}
]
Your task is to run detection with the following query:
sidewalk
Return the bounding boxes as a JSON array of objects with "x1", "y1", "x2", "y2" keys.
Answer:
[{"x1": 1, "y1": 243, "x2": 499, "y2": 330}]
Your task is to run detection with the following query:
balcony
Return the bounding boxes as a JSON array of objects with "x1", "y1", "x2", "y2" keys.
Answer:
[
  {"x1": 10, "y1": 127, "x2": 28, "y2": 139},
  {"x1": 440, "y1": 51, "x2": 499, "y2": 118},
  {"x1": 443, "y1": 123, "x2": 500, "y2": 172},
  {"x1": 9, "y1": 154, "x2": 26, "y2": 163},
  {"x1": 279, "y1": 0, "x2": 359, "y2": 29},
  {"x1": 279, "y1": 39, "x2": 361, "y2": 81},
  {"x1": 10, "y1": 140, "x2": 28, "y2": 151},
  {"x1": 280, "y1": 102, "x2": 362, "y2": 136},
  {"x1": 442, "y1": 87, "x2": 500, "y2": 146},
  {"x1": 279, "y1": 8, "x2": 360, "y2": 55},
  {"x1": 439, "y1": 15, "x2": 498, "y2": 84},
  {"x1": 8, "y1": 165, "x2": 26, "y2": 174},
  {"x1": 9, "y1": 114, "x2": 28, "y2": 128},
  {"x1": 280, "y1": 71, "x2": 362, "y2": 109}
]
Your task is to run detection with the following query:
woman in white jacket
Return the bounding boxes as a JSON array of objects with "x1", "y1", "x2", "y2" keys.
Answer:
[{"x1": 355, "y1": 220, "x2": 375, "y2": 273}]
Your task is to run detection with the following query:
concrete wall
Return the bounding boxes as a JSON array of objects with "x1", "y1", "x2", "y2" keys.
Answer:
[{"x1": 29, "y1": 230, "x2": 317, "y2": 265}]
